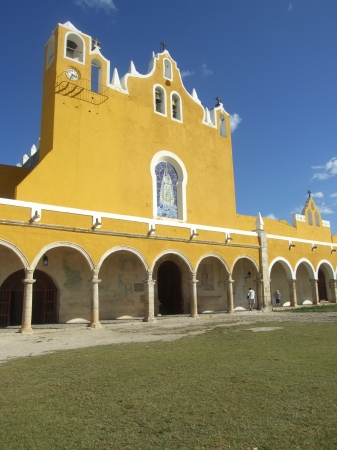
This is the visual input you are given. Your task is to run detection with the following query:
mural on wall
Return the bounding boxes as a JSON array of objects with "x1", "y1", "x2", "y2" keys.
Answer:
[
  {"x1": 155, "y1": 161, "x2": 178, "y2": 219},
  {"x1": 198, "y1": 264, "x2": 214, "y2": 290},
  {"x1": 63, "y1": 258, "x2": 83, "y2": 290}
]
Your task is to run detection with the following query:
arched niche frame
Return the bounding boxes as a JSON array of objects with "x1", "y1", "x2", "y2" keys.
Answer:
[
  {"x1": 150, "y1": 151, "x2": 188, "y2": 221},
  {"x1": 64, "y1": 32, "x2": 85, "y2": 64}
]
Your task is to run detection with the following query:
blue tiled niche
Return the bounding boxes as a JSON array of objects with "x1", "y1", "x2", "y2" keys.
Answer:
[{"x1": 155, "y1": 162, "x2": 178, "y2": 219}]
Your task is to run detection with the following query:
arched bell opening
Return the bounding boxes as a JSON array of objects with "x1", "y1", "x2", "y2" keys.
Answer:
[
  {"x1": 98, "y1": 249, "x2": 147, "y2": 320},
  {"x1": 0, "y1": 269, "x2": 57, "y2": 327},
  {"x1": 232, "y1": 257, "x2": 259, "y2": 310},
  {"x1": 196, "y1": 256, "x2": 229, "y2": 313}
]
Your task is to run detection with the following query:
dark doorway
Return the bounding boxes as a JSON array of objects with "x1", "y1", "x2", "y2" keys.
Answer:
[
  {"x1": 157, "y1": 261, "x2": 183, "y2": 315},
  {"x1": 0, "y1": 270, "x2": 57, "y2": 327},
  {"x1": 318, "y1": 269, "x2": 327, "y2": 301}
]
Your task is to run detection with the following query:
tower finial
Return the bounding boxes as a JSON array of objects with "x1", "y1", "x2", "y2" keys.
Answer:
[
  {"x1": 215, "y1": 97, "x2": 221, "y2": 107},
  {"x1": 308, "y1": 190, "x2": 311, "y2": 198},
  {"x1": 92, "y1": 37, "x2": 101, "y2": 50},
  {"x1": 160, "y1": 41, "x2": 167, "y2": 52}
]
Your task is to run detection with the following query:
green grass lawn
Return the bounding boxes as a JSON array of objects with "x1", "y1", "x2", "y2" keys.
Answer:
[
  {"x1": 1, "y1": 323, "x2": 337, "y2": 450},
  {"x1": 280, "y1": 303, "x2": 337, "y2": 313}
]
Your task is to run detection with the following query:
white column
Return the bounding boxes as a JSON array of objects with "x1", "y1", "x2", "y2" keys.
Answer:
[
  {"x1": 190, "y1": 272, "x2": 199, "y2": 317},
  {"x1": 143, "y1": 271, "x2": 156, "y2": 322},
  {"x1": 20, "y1": 268, "x2": 35, "y2": 334},
  {"x1": 90, "y1": 269, "x2": 102, "y2": 328},
  {"x1": 227, "y1": 274, "x2": 234, "y2": 313},
  {"x1": 287, "y1": 279, "x2": 297, "y2": 307},
  {"x1": 329, "y1": 279, "x2": 337, "y2": 303},
  {"x1": 310, "y1": 279, "x2": 319, "y2": 305}
]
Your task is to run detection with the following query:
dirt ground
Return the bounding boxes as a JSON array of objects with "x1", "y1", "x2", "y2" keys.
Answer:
[{"x1": 1, "y1": 311, "x2": 337, "y2": 364}]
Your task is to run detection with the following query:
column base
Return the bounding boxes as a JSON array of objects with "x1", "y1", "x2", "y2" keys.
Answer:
[
  {"x1": 143, "y1": 316, "x2": 156, "y2": 322},
  {"x1": 227, "y1": 310, "x2": 234, "y2": 314},
  {"x1": 89, "y1": 322, "x2": 103, "y2": 329},
  {"x1": 20, "y1": 327, "x2": 33, "y2": 335},
  {"x1": 189, "y1": 314, "x2": 199, "y2": 318}
]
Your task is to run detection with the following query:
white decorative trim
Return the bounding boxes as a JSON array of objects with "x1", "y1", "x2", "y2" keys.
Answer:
[
  {"x1": 150, "y1": 151, "x2": 188, "y2": 221},
  {"x1": 267, "y1": 233, "x2": 337, "y2": 249},
  {"x1": 0, "y1": 238, "x2": 29, "y2": 268},
  {"x1": 231, "y1": 254, "x2": 259, "y2": 274},
  {"x1": 0, "y1": 197, "x2": 258, "y2": 237},
  {"x1": 269, "y1": 257, "x2": 294, "y2": 278},
  {"x1": 293, "y1": 258, "x2": 315, "y2": 278},
  {"x1": 150, "y1": 249, "x2": 194, "y2": 272},
  {"x1": 31, "y1": 242, "x2": 95, "y2": 271},
  {"x1": 293, "y1": 214, "x2": 305, "y2": 223},
  {"x1": 322, "y1": 220, "x2": 330, "y2": 227},
  {"x1": 96, "y1": 246, "x2": 149, "y2": 272},
  {"x1": 195, "y1": 253, "x2": 230, "y2": 274},
  {"x1": 316, "y1": 260, "x2": 335, "y2": 279}
]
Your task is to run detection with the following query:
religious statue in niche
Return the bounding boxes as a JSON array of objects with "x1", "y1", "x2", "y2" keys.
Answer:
[
  {"x1": 198, "y1": 264, "x2": 214, "y2": 290},
  {"x1": 156, "y1": 162, "x2": 178, "y2": 219}
]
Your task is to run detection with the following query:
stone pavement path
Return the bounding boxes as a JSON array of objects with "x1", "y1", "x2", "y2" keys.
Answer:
[{"x1": 1, "y1": 311, "x2": 336, "y2": 364}]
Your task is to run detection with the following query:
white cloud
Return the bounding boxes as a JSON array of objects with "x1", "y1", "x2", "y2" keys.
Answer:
[
  {"x1": 311, "y1": 157, "x2": 337, "y2": 181},
  {"x1": 201, "y1": 64, "x2": 214, "y2": 76},
  {"x1": 331, "y1": 193, "x2": 337, "y2": 198},
  {"x1": 319, "y1": 204, "x2": 334, "y2": 214},
  {"x1": 311, "y1": 192, "x2": 324, "y2": 198},
  {"x1": 266, "y1": 213, "x2": 277, "y2": 220},
  {"x1": 291, "y1": 205, "x2": 302, "y2": 214},
  {"x1": 74, "y1": 0, "x2": 117, "y2": 12},
  {"x1": 180, "y1": 70, "x2": 194, "y2": 78},
  {"x1": 230, "y1": 113, "x2": 242, "y2": 132},
  {"x1": 288, "y1": 3, "x2": 293, "y2": 11}
]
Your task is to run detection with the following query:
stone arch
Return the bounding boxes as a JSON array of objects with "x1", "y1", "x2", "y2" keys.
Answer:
[
  {"x1": 231, "y1": 255, "x2": 260, "y2": 310},
  {"x1": 294, "y1": 258, "x2": 316, "y2": 305},
  {"x1": 196, "y1": 253, "x2": 230, "y2": 313},
  {"x1": 152, "y1": 250, "x2": 193, "y2": 315},
  {"x1": 0, "y1": 238, "x2": 29, "y2": 268},
  {"x1": 269, "y1": 257, "x2": 294, "y2": 278},
  {"x1": 316, "y1": 260, "x2": 335, "y2": 279},
  {"x1": 31, "y1": 242, "x2": 94, "y2": 271},
  {"x1": 97, "y1": 246, "x2": 149, "y2": 272}
]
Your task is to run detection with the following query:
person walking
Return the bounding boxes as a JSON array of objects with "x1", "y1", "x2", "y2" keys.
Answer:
[
  {"x1": 247, "y1": 287, "x2": 255, "y2": 311},
  {"x1": 273, "y1": 290, "x2": 281, "y2": 307}
]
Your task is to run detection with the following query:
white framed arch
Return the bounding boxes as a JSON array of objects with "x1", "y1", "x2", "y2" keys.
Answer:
[
  {"x1": 153, "y1": 84, "x2": 167, "y2": 116},
  {"x1": 269, "y1": 257, "x2": 294, "y2": 278},
  {"x1": 150, "y1": 150, "x2": 188, "y2": 221},
  {"x1": 64, "y1": 31, "x2": 85, "y2": 64},
  {"x1": 195, "y1": 253, "x2": 230, "y2": 274},
  {"x1": 170, "y1": 91, "x2": 183, "y2": 122},
  {"x1": 96, "y1": 246, "x2": 149, "y2": 272},
  {"x1": 151, "y1": 249, "x2": 194, "y2": 273},
  {"x1": 0, "y1": 238, "x2": 29, "y2": 268},
  {"x1": 31, "y1": 242, "x2": 94, "y2": 271},
  {"x1": 231, "y1": 254, "x2": 259, "y2": 274},
  {"x1": 163, "y1": 58, "x2": 172, "y2": 80},
  {"x1": 316, "y1": 260, "x2": 335, "y2": 279},
  {"x1": 294, "y1": 258, "x2": 315, "y2": 278}
]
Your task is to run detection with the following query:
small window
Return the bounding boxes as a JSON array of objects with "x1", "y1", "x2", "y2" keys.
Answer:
[
  {"x1": 308, "y1": 211, "x2": 313, "y2": 226},
  {"x1": 65, "y1": 33, "x2": 84, "y2": 63},
  {"x1": 154, "y1": 85, "x2": 166, "y2": 115},
  {"x1": 46, "y1": 35, "x2": 55, "y2": 69},
  {"x1": 219, "y1": 114, "x2": 226, "y2": 137},
  {"x1": 164, "y1": 58, "x2": 172, "y2": 80},
  {"x1": 315, "y1": 212, "x2": 320, "y2": 227},
  {"x1": 171, "y1": 93, "x2": 182, "y2": 121},
  {"x1": 91, "y1": 59, "x2": 102, "y2": 93}
]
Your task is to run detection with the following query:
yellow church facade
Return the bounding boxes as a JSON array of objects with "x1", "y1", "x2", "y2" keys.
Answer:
[{"x1": 0, "y1": 22, "x2": 336, "y2": 333}]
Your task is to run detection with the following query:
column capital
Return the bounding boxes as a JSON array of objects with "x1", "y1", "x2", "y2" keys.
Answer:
[
  {"x1": 23, "y1": 278, "x2": 36, "y2": 285},
  {"x1": 191, "y1": 272, "x2": 198, "y2": 284},
  {"x1": 309, "y1": 278, "x2": 318, "y2": 283},
  {"x1": 227, "y1": 275, "x2": 234, "y2": 284}
]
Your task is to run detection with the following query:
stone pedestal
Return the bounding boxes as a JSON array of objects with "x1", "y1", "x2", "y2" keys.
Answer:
[
  {"x1": 190, "y1": 273, "x2": 199, "y2": 317},
  {"x1": 227, "y1": 275, "x2": 234, "y2": 313},
  {"x1": 310, "y1": 279, "x2": 319, "y2": 305},
  {"x1": 329, "y1": 279, "x2": 337, "y2": 303},
  {"x1": 143, "y1": 271, "x2": 156, "y2": 322},
  {"x1": 287, "y1": 279, "x2": 297, "y2": 307},
  {"x1": 90, "y1": 269, "x2": 102, "y2": 328},
  {"x1": 20, "y1": 269, "x2": 35, "y2": 334}
]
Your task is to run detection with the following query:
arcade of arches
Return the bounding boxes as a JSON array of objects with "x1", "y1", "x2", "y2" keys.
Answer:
[{"x1": 0, "y1": 243, "x2": 336, "y2": 333}]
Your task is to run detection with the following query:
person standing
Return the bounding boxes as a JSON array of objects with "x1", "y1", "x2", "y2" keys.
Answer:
[
  {"x1": 247, "y1": 287, "x2": 255, "y2": 311},
  {"x1": 273, "y1": 290, "x2": 281, "y2": 307}
]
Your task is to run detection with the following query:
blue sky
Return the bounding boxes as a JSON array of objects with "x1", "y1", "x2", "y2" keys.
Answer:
[{"x1": 0, "y1": 0, "x2": 336, "y2": 234}]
